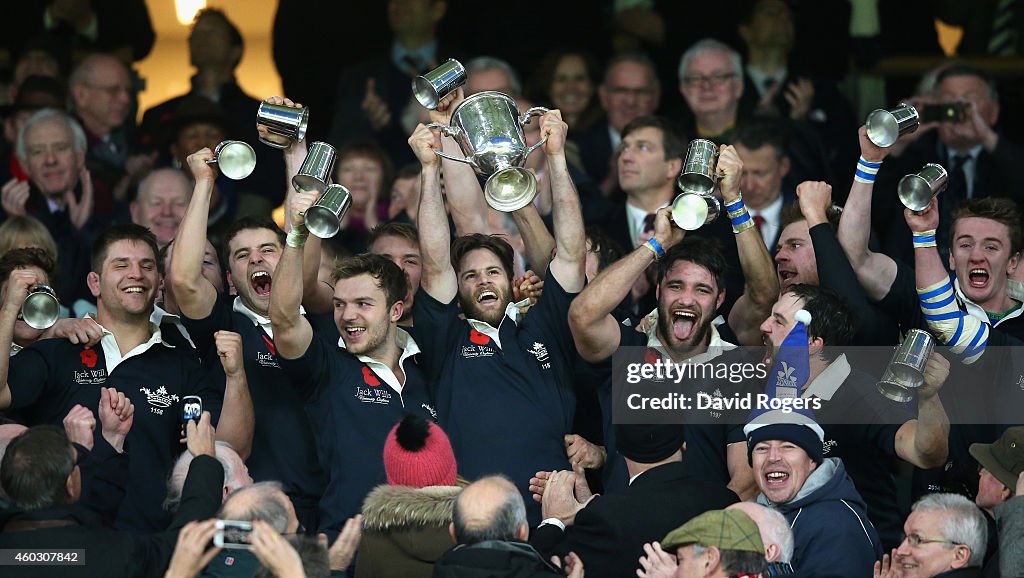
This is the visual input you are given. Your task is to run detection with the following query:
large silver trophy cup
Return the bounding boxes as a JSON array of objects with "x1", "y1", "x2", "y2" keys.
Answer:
[{"x1": 427, "y1": 91, "x2": 548, "y2": 212}]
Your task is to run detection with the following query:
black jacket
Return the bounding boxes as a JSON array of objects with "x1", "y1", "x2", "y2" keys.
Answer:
[
  {"x1": 0, "y1": 454, "x2": 224, "y2": 578},
  {"x1": 433, "y1": 540, "x2": 564, "y2": 578},
  {"x1": 529, "y1": 461, "x2": 738, "y2": 578}
]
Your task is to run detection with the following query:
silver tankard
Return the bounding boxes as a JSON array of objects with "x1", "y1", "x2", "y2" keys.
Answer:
[
  {"x1": 876, "y1": 329, "x2": 934, "y2": 402},
  {"x1": 898, "y1": 163, "x2": 947, "y2": 211},
  {"x1": 305, "y1": 184, "x2": 353, "y2": 239},
  {"x1": 671, "y1": 192, "x2": 721, "y2": 231},
  {"x1": 205, "y1": 140, "x2": 256, "y2": 180},
  {"x1": 21, "y1": 284, "x2": 60, "y2": 330},
  {"x1": 677, "y1": 139, "x2": 720, "y2": 195},
  {"x1": 292, "y1": 142, "x2": 337, "y2": 194},
  {"x1": 426, "y1": 91, "x2": 549, "y2": 212},
  {"x1": 414, "y1": 59, "x2": 466, "y2": 110},
  {"x1": 866, "y1": 103, "x2": 919, "y2": 148},
  {"x1": 256, "y1": 102, "x2": 309, "y2": 149}
]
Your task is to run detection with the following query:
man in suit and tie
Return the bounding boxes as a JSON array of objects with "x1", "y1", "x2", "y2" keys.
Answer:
[
  {"x1": 571, "y1": 53, "x2": 660, "y2": 194},
  {"x1": 529, "y1": 424, "x2": 738, "y2": 578},
  {"x1": 732, "y1": 117, "x2": 797, "y2": 256},
  {"x1": 874, "y1": 63, "x2": 1024, "y2": 265}
]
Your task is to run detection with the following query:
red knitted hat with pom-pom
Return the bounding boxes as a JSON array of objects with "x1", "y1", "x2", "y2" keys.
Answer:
[{"x1": 383, "y1": 414, "x2": 457, "y2": 487}]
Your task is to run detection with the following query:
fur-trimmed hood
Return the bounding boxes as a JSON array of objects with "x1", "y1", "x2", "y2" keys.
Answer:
[{"x1": 361, "y1": 484, "x2": 462, "y2": 531}]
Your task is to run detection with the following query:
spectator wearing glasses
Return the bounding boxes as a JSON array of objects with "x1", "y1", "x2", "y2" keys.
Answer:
[
  {"x1": 874, "y1": 493, "x2": 987, "y2": 578},
  {"x1": 571, "y1": 53, "x2": 661, "y2": 195},
  {"x1": 678, "y1": 39, "x2": 745, "y2": 144}
]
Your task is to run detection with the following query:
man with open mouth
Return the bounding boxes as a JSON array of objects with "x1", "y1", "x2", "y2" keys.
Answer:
[
  {"x1": 409, "y1": 105, "x2": 586, "y2": 525},
  {"x1": 168, "y1": 136, "x2": 325, "y2": 535},
  {"x1": 746, "y1": 415, "x2": 881, "y2": 577},
  {"x1": 568, "y1": 143, "x2": 777, "y2": 498}
]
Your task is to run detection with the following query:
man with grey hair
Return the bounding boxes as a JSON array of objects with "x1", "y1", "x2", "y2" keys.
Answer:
[
  {"x1": 573, "y1": 52, "x2": 661, "y2": 191},
  {"x1": 678, "y1": 38, "x2": 745, "y2": 143},
  {"x1": 465, "y1": 56, "x2": 523, "y2": 97},
  {"x1": 434, "y1": 475, "x2": 583, "y2": 578},
  {"x1": 875, "y1": 493, "x2": 987, "y2": 578},
  {"x1": 130, "y1": 168, "x2": 191, "y2": 248},
  {"x1": 10, "y1": 108, "x2": 95, "y2": 306},
  {"x1": 163, "y1": 441, "x2": 253, "y2": 512},
  {"x1": 726, "y1": 502, "x2": 795, "y2": 576}
]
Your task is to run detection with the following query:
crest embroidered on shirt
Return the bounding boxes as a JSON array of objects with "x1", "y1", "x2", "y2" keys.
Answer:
[
  {"x1": 257, "y1": 334, "x2": 280, "y2": 368},
  {"x1": 80, "y1": 349, "x2": 98, "y2": 368},
  {"x1": 528, "y1": 342, "x2": 551, "y2": 369},
  {"x1": 140, "y1": 386, "x2": 180, "y2": 415}
]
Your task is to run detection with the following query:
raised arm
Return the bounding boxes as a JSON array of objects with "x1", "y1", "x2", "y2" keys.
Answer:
[
  {"x1": 719, "y1": 145, "x2": 779, "y2": 346},
  {"x1": 0, "y1": 269, "x2": 41, "y2": 409},
  {"x1": 411, "y1": 124, "x2": 458, "y2": 303},
  {"x1": 267, "y1": 192, "x2": 317, "y2": 360},
  {"x1": 569, "y1": 208, "x2": 684, "y2": 362},
  {"x1": 429, "y1": 88, "x2": 490, "y2": 236},
  {"x1": 168, "y1": 150, "x2": 219, "y2": 319},
  {"x1": 894, "y1": 352, "x2": 950, "y2": 469},
  {"x1": 541, "y1": 110, "x2": 586, "y2": 293},
  {"x1": 511, "y1": 206, "x2": 556, "y2": 277},
  {"x1": 837, "y1": 127, "x2": 898, "y2": 301},
  {"x1": 907, "y1": 198, "x2": 989, "y2": 364}
]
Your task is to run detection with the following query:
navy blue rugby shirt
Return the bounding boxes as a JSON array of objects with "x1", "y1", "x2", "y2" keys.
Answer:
[
  {"x1": 278, "y1": 326, "x2": 433, "y2": 536},
  {"x1": 7, "y1": 323, "x2": 223, "y2": 532},
  {"x1": 182, "y1": 295, "x2": 326, "y2": 508},
  {"x1": 413, "y1": 272, "x2": 578, "y2": 522}
]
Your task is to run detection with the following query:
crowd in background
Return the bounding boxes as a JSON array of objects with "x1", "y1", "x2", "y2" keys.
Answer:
[{"x1": 0, "y1": 1, "x2": 1024, "y2": 577}]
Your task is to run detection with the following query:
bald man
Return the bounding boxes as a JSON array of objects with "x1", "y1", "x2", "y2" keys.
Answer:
[
  {"x1": 436, "y1": 475, "x2": 583, "y2": 578},
  {"x1": 130, "y1": 168, "x2": 191, "y2": 247},
  {"x1": 726, "y1": 502, "x2": 795, "y2": 576}
]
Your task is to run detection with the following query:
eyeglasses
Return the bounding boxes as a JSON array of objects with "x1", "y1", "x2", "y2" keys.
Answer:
[
  {"x1": 681, "y1": 73, "x2": 737, "y2": 88},
  {"x1": 901, "y1": 533, "x2": 962, "y2": 548}
]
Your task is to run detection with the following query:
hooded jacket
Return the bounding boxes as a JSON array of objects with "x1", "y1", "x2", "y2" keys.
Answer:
[
  {"x1": 432, "y1": 540, "x2": 566, "y2": 578},
  {"x1": 758, "y1": 458, "x2": 882, "y2": 578},
  {"x1": 356, "y1": 484, "x2": 461, "y2": 578}
]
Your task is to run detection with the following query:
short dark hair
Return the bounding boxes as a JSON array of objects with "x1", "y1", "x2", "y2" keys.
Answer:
[
  {"x1": 952, "y1": 197, "x2": 1022, "y2": 255},
  {"x1": 780, "y1": 201, "x2": 841, "y2": 232},
  {"x1": 0, "y1": 426, "x2": 75, "y2": 510},
  {"x1": 193, "y1": 8, "x2": 244, "y2": 65},
  {"x1": 783, "y1": 284, "x2": 856, "y2": 355},
  {"x1": 219, "y1": 217, "x2": 286, "y2": 269},
  {"x1": 602, "y1": 52, "x2": 660, "y2": 91},
  {"x1": 91, "y1": 224, "x2": 159, "y2": 273},
  {"x1": 395, "y1": 162, "x2": 422, "y2": 181},
  {"x1": 936, "y1": 63, "x2": 999, "y2": 102},
  {"x1": 733, "y1": 116, "x2": 790, "y2": 160},
  {"x1": 621, "y1": 115, "x2": 688, "y2": 162},
  {"x1": 368, "y1": 222, "x2": 420, "y2": 251},
  {"x1": 331, "y1": 253, "x2": 409, "y2": 308},
  {"x1": 586, "y1": 226, "x2": 626, "y2": 273},
  {"x1": 657, "y1": 237, "x2": 727, "y2": 294},
  {"x1": 451, "y1": 234, "x2": 515, "y2": 282},
  {"x1": 0, "y1": 247, "x2": 57, "y2": 292}
]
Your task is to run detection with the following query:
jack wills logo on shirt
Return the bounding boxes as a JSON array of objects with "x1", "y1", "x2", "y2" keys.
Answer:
[
  {"x1": 140, "y1": 386, "x2": 180, "y2": 415},
  {"x1": 258, "y1": 335, "x2": 280, "y2": 368},
  {"x1": 73, "y1": 368, "x2": 107, "y2": 385},
  {"x1": 528, "y1": 342, "x2": 551, "y2": 369},
  {"x1": 355, "y1": 385, "x2": 392, "y2": 405}
]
